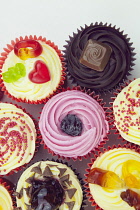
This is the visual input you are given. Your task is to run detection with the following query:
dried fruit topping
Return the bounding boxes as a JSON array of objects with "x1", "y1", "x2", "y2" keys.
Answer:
[
  {"x1": 122, "y1": 160, "x2": 140, "y2": 188},
  {"x1": 87, "y1": 167, "x2": 124, "y2": 189},
  {"x1": 14, "y1": 39, "x2": 43, "y2": 60},
  {"x1": 2, "y1": 63, "x2": 26, "y2": 83},
  {"x1": 30, "y1": 177, "x2": 65, "y2": 210},
  {"x1": 121, "y1": 189, "x2": 140, "y2": 210},
  {"x1": 28, "y1": 60, "x2": 51, "y2": 84},
  {"x1": 60, "y1": 114, "x2": 83, "y2": 136}
]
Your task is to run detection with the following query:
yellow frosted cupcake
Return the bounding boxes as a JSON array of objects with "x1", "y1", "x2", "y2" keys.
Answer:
[
  {"x1": 0, "y1": 36, "x2": 65, "y2": 104},
  {"x1": 113, "y1": 78, "x2": 140, "y2": 145},
  {"x1": 15, "y1": 160, "x2": 83, "y2": 210},
  {"x1": 86, "y1": 147, "x2": 140, "y2": 210},
  {"x1": 0, "y1": 103, "x2": 37, "y2": 175},
  {"x1": 0, "y1": 179, "x2": 13, "y2": 210}
]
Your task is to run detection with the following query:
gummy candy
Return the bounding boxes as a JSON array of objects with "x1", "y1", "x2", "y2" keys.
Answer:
[
  {"x1": 121, "y1": 189, "x2": 140, "y2": 210},
  {"x1": 60, "y1": 114, "x2": 83, "y2": 136},
  {"x1": 122, "y1": 160, "x2": 140, "y2": 188},
  {"x1": 2, "y1": 63, "x2": 26, "y2": 83},
  {"x1": 14, "y1": 40, "x2": 43, "y2": 60},
  {"x1": 87, "y1": 167, "x2": 124, "y2": 189},
  {"x1": 29, "y1": 60, "x2": 51, "y2": 84}
]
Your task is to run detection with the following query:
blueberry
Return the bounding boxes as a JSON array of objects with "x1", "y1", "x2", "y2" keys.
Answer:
[{"x1": 60, "y1": 114, "x2": 83, "y2": 136}]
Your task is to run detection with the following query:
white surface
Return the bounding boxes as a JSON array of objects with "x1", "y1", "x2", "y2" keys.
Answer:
[{"x1": 0, "y1": 0, "x2": 140, "y2": 79}]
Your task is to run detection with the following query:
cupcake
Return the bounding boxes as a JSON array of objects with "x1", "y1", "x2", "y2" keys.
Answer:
[
  {"x1": 0, "y1": 178, "x2": 14, "y2": 209},
  {"x1": 64, "y1": 22, "x2": 135, "y2": 91},
  {"x1": 86, "y1": 146, "x2": 140, "y2": 210},
  {"x1": 0, "y1": 36, "x2": 65, "y2": 104},
  {"x1": 113, "y1": 78, "x2": 140, "y2": 145},
  {"x1": 14, "y1": 160, "x2": 83, "y2": 210},
  {"x1": 0, "y1": 102, "x2": 37, "y2": 175},
  {"x1": 39, "y1": 88, "x2": 109, "y2": 158}
]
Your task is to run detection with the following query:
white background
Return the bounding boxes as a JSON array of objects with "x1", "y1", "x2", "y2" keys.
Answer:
[{"x1": 0, "y1": 0, "x2": 139, "y2": 79}]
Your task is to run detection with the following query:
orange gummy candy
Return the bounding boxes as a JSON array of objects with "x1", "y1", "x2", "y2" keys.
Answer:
[{"x1": 87, "y1": 167, "x2": 124, "y2": 189}]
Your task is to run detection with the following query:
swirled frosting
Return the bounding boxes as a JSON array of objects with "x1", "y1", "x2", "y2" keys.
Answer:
[
  {"x1": 0, "y1": 103, "x2": 36, "y2": 175},
  {"x1": 1, "y1": 40, "x2": 62, "y2": 101},
  {"x1": 0, "y1": 184, "x2": 13, "y2": 210},
  {"x1": 89, "y1": 148, "x2": 140, "y2": 210},
  {"x1": 16, "y1": 161, "x2": 83, "y2": 210},
  {"x1": 65, "y1": 24, "x2": 133, "y2": 90},
  {"x1": 113, "y1": 79, "x2": 140, "y2": 145},
  {"x1": 39, "y1": 90, "x2": 109, "y2": 158}
]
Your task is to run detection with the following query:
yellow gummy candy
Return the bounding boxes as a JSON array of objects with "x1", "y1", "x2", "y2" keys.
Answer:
[
  {"x1": 122, "y1": 160, "x2": 140, "y2": 188},
  {"x1": 102, "y1": 171, "x2": 124, "y2": 189},
  {"x1": 18, "y1": 48, "x2": 34, "y2": 60}
]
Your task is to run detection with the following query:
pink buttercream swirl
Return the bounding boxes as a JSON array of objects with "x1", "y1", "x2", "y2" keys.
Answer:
[{"x1": 39, "y1": 90, "x2": 109, "y2": 158}]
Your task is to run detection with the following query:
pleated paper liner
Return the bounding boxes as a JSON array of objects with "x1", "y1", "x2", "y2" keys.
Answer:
[
  {"x1": 0, "y1": 177, "x2": 16, "y2": 209},
  {"x1": 0, "y1": 35, "x2": 66, "y2": 104},
  {"x1": 63, "y1": 22, "x2": 136, "y2": 94},
  {"x1": 0, "y1": 102, "x2": 41, "y2": 176},
  {"x1": 84, "y1": 143, "x2": 140, "y2": 210},
  {"x1": 39, "y1": 86, "x2": 111, "y2": 161},
  {"x1": 109, "y1": 78, "x2": 140, "y2": 145},
  {"x1": 13, "y1": 158, "x2": 87, "y2": 210}
]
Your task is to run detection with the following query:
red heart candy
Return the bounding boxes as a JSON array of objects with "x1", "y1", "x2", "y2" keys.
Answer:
[{"x1": 29, "y1": 60, "x2": 51, "y2": 84}]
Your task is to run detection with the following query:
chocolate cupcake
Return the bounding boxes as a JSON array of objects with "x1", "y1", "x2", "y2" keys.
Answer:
[
  {"x1": 14, "y1": 160, "x2": 83, "y2": 210},
  {"x1": 64, "y1": 22, "x2": 135, "y2": 91}
]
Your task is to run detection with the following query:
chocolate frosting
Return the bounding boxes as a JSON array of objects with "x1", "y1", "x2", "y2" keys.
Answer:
[{"x1": 65, "y1": 23, "x2": 135, "y2": 90}]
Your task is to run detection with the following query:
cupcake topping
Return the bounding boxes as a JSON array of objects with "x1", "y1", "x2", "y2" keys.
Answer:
[
  {"x1": 2, "y1": 63, "x2": 26, "y2": 83},
  {"x1": 60, "y1": 114, "x2": 83, "y2": 136},
  {"x1": 14, "y1": 40, "x2": 43, "y2": 60},
  {"x1": 79, "y1": 39, "x2": 112, "y2": 71},
  {"x1": 28, "y1": 60, "x2": 51, "y2": 84},
  {"x1": 121, "y1": 189, "x2": 140, "y2": 210},
  {"x1": 87, "y1": 167, "x2": 124, "y2": 189},
  {"x1": 15, "y1": 163, "x2": 78, "y2": 210}
]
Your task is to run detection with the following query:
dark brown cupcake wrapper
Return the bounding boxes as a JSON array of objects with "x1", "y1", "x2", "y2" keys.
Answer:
[
  {"x1": 63, "y1": 22, "x2": 136, "y2": 94},
  {"x1": 84, "y1": 143, "x2": 140, "y2": 209},
  {"x1": 0, "y1": 35, "x2": 66, "y2": 104},
  {"x1": 0, "y1": 102, "x2": 41, "y2": 176},
  {"x1": 39, "y1": 86, "x2": 111, "y2": 161},
  {"x1": 13, "y1": 158, "x2": 87, "y2": 210}
]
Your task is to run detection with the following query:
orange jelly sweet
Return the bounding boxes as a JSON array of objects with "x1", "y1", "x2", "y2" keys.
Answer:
[{"x1": 87, "y1": 167, "x2": 124, "y2": 189}]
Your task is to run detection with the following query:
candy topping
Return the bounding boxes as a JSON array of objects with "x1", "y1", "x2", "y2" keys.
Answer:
[
  {"x1": 79, "y1": 39, "x2": 112, "y2": 71},
  {"x1": 2, "y1": 63, "x2": 26, "y2": 83},
  {"x1": 14, "y1": 39, "x2": 43, "y2": 60},
  {"x1": 122, "y1": 160, "x2": 140, "y2": 188},
  {"x1": 60, "y1": 114, "x2": 83, "y2": 136},
  {"x1": 87, "y1": 168, "x2": 124, "y2": 189},
  {"x1": 29, "y1": 60, "x2": 51, "y2": 84},
  {"x1": 121, "y1": 189, "x2": 140, "y2": 210},
  {"x1": 30, "y1": 178, "x2": 65, "y2": 210}
]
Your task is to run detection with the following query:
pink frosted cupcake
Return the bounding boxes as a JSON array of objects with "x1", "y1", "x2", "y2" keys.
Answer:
[
  {"x1": 0, "y1": 35, "x2": 65, "y2": 104},
  {"x1": 39, "y1": 87, "x2": 109, "y2": 159}
]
